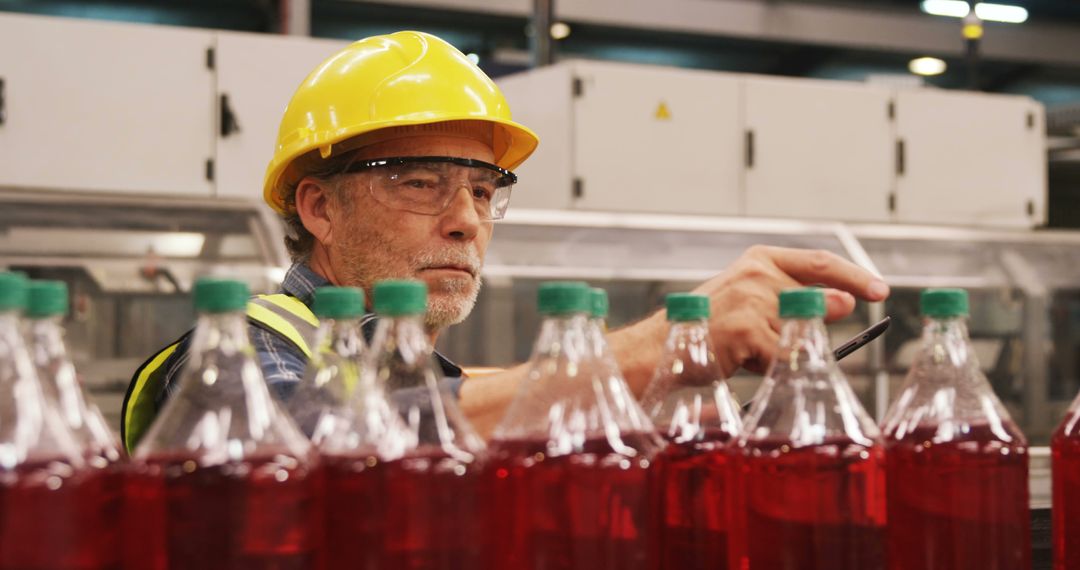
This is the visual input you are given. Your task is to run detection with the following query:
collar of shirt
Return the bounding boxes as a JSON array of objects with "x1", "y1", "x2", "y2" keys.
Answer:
[
  {"x1": 279, "y1": 262, "x2": 464, "y2": 380},
  {"x1": 280, "y1": 262, "x2": 330, "y2": 306}
]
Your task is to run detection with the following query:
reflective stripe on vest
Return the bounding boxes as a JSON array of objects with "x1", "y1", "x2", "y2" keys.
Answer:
[{"x1": 120, "y1": 293, "x2": 319, "y2": 454}]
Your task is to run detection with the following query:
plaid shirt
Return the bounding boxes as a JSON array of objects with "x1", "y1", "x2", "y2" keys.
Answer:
[{"x1": 154, "y1": 263, "x2": 464, "y2": 410}]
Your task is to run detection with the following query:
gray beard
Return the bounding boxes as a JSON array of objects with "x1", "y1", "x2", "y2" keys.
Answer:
[{"x1": 333, "y1": 229, "x2": 483, "y2": 333}]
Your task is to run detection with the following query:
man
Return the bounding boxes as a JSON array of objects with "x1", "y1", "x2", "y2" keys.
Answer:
[{"x1": 122, "y1": 31, "x2": 888, "y2": 450}]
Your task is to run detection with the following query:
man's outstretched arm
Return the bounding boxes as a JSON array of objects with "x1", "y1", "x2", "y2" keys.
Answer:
[{"x1": 458, "y1": 246, "x2": 890, "y2": 439}]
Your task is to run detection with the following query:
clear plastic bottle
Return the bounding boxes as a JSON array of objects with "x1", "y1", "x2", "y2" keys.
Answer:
[
  {"x1": 486, "y1": 281, "x2": 662, "y2": 570},
  {"x1": 731, "y1": 288, "x2": 885, "y2": 570},
  {"x1": 285, "y1": 286, "x2": 367, "y2": 443},
  {"x1": 24, "y1": 279, "x2": 124, "y2": 569},
  {"x1": 366, "y1": 279, "x2": 484, "y2": 569},
  {"x1": 317, "y1": 283, "x2": 414, "y2": 570},
  {"x1": 1056, "y1": 385, "x2": 1080, "y2": 569},
  {"x1": 640, "y1": 293, "x2": 741, "y2": 570},
  {"x1": 123, "y1": 278, "x2": 320, "y2": 570},
  {"x1": 586, "y1": 287, "x2": 659, "y2": 443},
  {"x1": 884, "y1": 288, "x2": 1028, "y2": 570},
  {"x1": 0, "y1": 272, "x2": 117, "y2": 570}
]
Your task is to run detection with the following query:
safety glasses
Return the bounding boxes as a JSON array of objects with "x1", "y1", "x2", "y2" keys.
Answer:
[{"x1": 343, "y1": 156, "x2": 517, "y2": 221}]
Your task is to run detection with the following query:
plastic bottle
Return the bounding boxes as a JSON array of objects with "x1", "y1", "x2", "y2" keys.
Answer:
[
  {"x1": 285, "y1": 286, "x2": 367, "y2": 442},
  {"x1": 884, "y1": 288, "x2": 1029, "y2": 570},
  {"x1": 486, "y1": 281, "x2": 663, "y2": 570},
  {"x1": 123, "y1": 278, "x2": 320, "y2": 570},
  {"x1": 731, "y1": 288, "x2": 885, "y2": 570},
  {"x1": 366, "y1": 279, "x2": 485, "y2": 569},
  {"x1": 640, "y1": 293, "x2": 741, "y2": 570},
  {"x1": 25, "y1": 279, "x2": 124, "y2": 567},
  {"x1": 0, "y1": 272, "x2": 116, "y2": 570},
  {"x1": 586, "y1": 287, "x2": 659, "y2": 441},
  {"x1": 1056, "y1": 387, "x2": 1080, "y2": 569},
  {"x1": 316, "y1": 282, "x2": 415, "y2": 570}
]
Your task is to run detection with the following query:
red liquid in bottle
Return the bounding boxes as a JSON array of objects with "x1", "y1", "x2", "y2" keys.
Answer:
[
  {"x1": 322, "y1": 454, "x2": 385, "y2": 570},
  {"x1": 733, "y1": 438, "x2": 885, "y2": 570},
  {"x1": 123, "y1": 456, "x2": 321, "y2": 570},
  {"x1": 381, "y1": 453, "x2": 483, "y2": 570},
  {"x1": 653, "y1": 432, "x2": 732, "y2": 570},
  {"x1": 485, "y1": 434, "x2": 655, "y2": 570},
  {"x1": 0, "y1": 462, "x2": 118, "y2": 570},
  {"x1": 887, "y1": 423, "x2": 1029, "y2": 570},
  {"x1": 1055, "y1": 420, "x2": 1080, "y2": 570}
]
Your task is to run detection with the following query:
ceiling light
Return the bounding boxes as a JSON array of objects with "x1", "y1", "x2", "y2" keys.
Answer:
[
  {"x1": 550, "y1": 22, "x2": 571, "y2": 40},
  {"x1": 974, "y1": 3, "x2": 1028, "y2": 23},
  {"x1": 921, "y1": 0, "x2": 971, "y2": 18},
  {"x1": 909, "y1": 57, "x2": 948, "y2": 76},
  {"x1": 467, "y1": 53, "x2": 480, "y2": 65}
]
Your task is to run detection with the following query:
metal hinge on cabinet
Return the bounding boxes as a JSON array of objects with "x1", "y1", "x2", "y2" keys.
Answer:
[
  {"x1": 1027, "y1": 112, "x2": 1036, "y2": 130},
  {"x1": 205, "y1": 158, "x2": 215, "y2": 182},
  {"x1": 220, "y1": 93, "x2": 241, "y2": 137},
  {"x1": 745, "y1": 130, "x2": 755, "y2": 168},
  {"x1": 888, "y1": 192, "x2": 897, "y2": 213},
  {"x1": 1027, "y1": 199, "x2": 1035, "y2": 217},
  {"x1": 572, "y1": 77, "x2": 583, "y2": 98},
  {"x1": 572, "y1": 177, "x2": 584, "y2": 199},
  {"x1": 206, "y1": 47, "x2": 216, "y2": 70},
  {"x1": 0, "y1": 78, "x2": 6, "y2": 126},
  {"x1": 895, "y1": 139, "x2": 906, "y2": 175},
  {"x1": 887, "y1": 100, "x2": 896, "y2": 120}
]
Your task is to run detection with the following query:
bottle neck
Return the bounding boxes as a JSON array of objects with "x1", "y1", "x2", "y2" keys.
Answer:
[
  {"x1": 315, "y1": 317, "x2": 365, "y2": 360},
  {"x1": 0, "y1": 311, "x2": 33, "y2": 375},
  {"x1": 186, "y1": 310, "x2": 254, "y2": 382},
  {"x1": 533, "y1": 313, "x2": 590, "y2": 365},
  {"x1": 774, "y1": 316, "x2": 833, "y2": 374},
  {"x1": 666, "y1": 319, "x2": 713, "y2": 369},
  {"x1": 921, "y1": 317, "x2": 972, "y2": 366},
  {"x1": 372, "y1": 314, "x2": 431, "y2": 391},
  {"x1": 28, "y1": 316, "x2": 66, "y2": 367}
]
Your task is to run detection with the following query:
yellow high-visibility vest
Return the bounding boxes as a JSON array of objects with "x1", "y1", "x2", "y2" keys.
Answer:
[{"x1": 120, "y1": 294, "x2": 318, "y2": 454}]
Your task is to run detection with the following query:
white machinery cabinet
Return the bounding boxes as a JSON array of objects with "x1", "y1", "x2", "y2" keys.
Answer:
[
  {"x1": 743, "y1": 75, "x2": 894, "y2": 222},
  {"x1": 0, "y1": 13, "x2": 216, "y2": 197},
  {"x1": 894, "y1": 89, "x2": 1046, "y2": 228},
  {"x1": 499, "y1": 60, "x2": 744, "y2": 215},
  {"x1": 214, "y1": 32, "x2": 347, "y2": 201}
]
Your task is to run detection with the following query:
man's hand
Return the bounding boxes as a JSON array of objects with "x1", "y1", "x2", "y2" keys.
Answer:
[
  {"x1": 691, "y1": 245, "x2": 890, "y2": 376},
  {"x1": 461, "y1": 245, "x2": 889, "y2": 439}
]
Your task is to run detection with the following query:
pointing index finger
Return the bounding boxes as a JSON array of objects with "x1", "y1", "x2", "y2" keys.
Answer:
[{"x1": 764, "y1": 246, "x2": 890, "y2": 302}]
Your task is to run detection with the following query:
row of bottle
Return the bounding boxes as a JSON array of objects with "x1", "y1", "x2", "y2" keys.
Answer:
[{"x1": 1, "y1": 269, "x2": 1079, "y2": 569}]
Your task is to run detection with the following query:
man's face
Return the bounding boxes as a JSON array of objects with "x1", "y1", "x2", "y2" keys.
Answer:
[{"x1": 326, "y1": 135, "x2": 496, "y2": 332}]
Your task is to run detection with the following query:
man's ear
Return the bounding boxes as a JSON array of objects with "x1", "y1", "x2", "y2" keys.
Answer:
[{"x1": 295, "y1": 178, "x2": 335, "y2": 246}]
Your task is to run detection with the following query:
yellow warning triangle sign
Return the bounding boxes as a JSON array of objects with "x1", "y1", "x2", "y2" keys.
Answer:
[{"x1": 654, "y1": 101, "x2": 672, "y2": 120}]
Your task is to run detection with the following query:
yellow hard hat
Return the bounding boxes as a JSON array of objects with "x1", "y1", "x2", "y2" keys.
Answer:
[{"x1": 263, "y1": 31, "x2": 540, "y2": 215}]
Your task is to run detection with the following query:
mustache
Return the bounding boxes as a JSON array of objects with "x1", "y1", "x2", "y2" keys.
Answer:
[{"x1": 414, "y1": 247, "x2": 482, "y2": 278}]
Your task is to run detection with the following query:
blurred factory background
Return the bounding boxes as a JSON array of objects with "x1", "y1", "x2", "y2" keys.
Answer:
[{"x1": 0, "y1": 0, "x2": 1078, "y2": 463}]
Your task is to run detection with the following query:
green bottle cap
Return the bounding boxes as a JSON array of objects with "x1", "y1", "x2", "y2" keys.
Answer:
[
  {"x1": 193, "y1": 278, "x2": 249, "y2": 313},
  {"x1": 590, "y1": 288, "x2": 609, "y2": 319},
  {"x1": 374, "y1": 280, "x2": 427, "y2": 316},
  {"x1": 0, "y1": 272, "x2": 28, "y2": 312},
  {"x1": 779, "y1": 288, "x2": 826, "y2": 319},
  {"x1": 312, "y1": 286, "x2": 365, "y2": 319},
  {"x1": 537, "y1": 281, "x2": 591, "y2": 316},
  {"x1": 921, "y1": 288, "x2": 969, "y2": 318},
  {"x1": 666, "y1": 293, "x2": 710, "y2": 322},
  {"x1": 27, "y1": 280, "x2": 68, "y2": 318}
]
